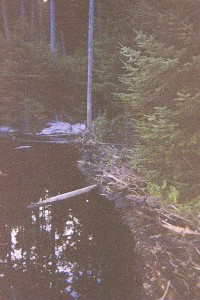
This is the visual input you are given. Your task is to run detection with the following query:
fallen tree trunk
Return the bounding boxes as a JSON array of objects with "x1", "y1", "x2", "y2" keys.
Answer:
[
  {"x1": 126, "y1": 195, "x2": 160, "y2": 209},
  {"x1": 27, "y1": 184, "x2": 97, "y2": 209}
]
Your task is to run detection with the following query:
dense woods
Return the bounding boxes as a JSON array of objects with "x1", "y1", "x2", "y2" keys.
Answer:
[{"x1": 0, "y1": 0, "x2": 199, "y2": 208}]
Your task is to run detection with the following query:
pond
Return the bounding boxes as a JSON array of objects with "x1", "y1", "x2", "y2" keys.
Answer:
[{"x1": 0, "y1": 141, "x2": 142, "y2": 300}]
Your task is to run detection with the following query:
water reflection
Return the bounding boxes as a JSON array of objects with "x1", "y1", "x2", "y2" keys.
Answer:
[{"x1": 0, "y1": 144, "x2": 142, "y2": 299}]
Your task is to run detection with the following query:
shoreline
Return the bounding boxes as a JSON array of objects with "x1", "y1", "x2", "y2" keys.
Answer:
[{"x1": 75, "y1": 138, "x2": 200, "y2": 300}]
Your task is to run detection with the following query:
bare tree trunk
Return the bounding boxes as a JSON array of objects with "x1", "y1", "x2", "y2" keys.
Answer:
[
  {"x1": 50, "y1": 0, "x2": 56, "y2": 57},
  {"x1": 87, "y1": 0, "x2": 95, "y2": 131},
  {"x1": 1, "y1": 0, "x2": 10, "y2": 41},
  {"x1": 20, "y1": 0, "x2": 25, "y2": 17}
]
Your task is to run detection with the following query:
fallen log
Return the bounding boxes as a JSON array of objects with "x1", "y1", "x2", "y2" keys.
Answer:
[
  {"x1": 27, "y1": 184, "x2": 97, "y2": 209},
  {"x1": 161, "y1": 220, "x2": 200, "y2": 236},
  {"x1": 126, "y1": 195, "x2": 160, "y2": 209},
  {"x1": 14, "y1": 138, "x2": 69, "y2": 145}
]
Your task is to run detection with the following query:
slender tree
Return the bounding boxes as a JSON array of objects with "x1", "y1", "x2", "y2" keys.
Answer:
[
  {"x1": 20, "y1": 0, "x2": 25, "y2": 17},
  {"x1": 50, "y1": 0, "x2": 56, "y2": 54},
  {"x1": 0, "y1": 0, "x2": 10, "y2": 40},
  {"x1": 87, "y1": 0, "x2": 94, "y2": 131}
]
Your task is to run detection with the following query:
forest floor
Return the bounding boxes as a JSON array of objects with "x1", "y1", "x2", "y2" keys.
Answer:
[{"x1": 75, "y1": 138, "x2": 200, "y2": 300}]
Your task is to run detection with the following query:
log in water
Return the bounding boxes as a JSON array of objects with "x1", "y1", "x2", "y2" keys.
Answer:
[{"x1": 28, "y1": 184, "x2": 97, "y2": 209}]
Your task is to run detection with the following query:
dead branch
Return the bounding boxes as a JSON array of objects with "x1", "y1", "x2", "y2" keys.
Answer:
[
  {"x1": 126, "y1": 195, "x2": 160, "y2": 208},
  {"x1": 196, "y1": 248, "x2": 200, "y2": 256},
  {"x1": 126, "y1": 195, "x2": 145, "y2": 204},
  {"x1": 161, "y1": 221, "x2": 200, "y2": 236},
  {"x1": 160, "y1": 209, "x2": 192, "y2": 224},
  {"x1": 159, "y1": 281, "x2": 171, "y2": 300},
  {"x1": 183, "y1": 157, "x2": 195, "y2": 170},
  {"x1": 103, "y1": 171, "x2": 127, "y2": 186}
]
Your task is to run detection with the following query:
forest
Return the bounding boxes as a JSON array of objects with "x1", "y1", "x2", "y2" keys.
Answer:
[
  {"x1": 1, "y1": 1, "x2": 200, "y2": 299},
  {"x1": 0, "y1": 0, "x2": 200, "y2": 213}
]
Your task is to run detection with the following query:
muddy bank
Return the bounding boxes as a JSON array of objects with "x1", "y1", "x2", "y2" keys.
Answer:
[{"x1": 75, "y1": 139, "x2": 200, "y2": 300}]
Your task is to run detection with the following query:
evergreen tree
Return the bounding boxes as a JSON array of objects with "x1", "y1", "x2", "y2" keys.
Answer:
[{"x1": 116, "y1": 7, "x2": 200, "y2": 201}]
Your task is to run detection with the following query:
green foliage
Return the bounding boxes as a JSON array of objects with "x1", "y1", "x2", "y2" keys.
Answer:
[
  {"x1": 174, "y1": 196, "x2": 200, "y2": 219},
  {"x1": 148, "y1": 182, "x2": 180, "y2": 204},
  {"x1": 90, "y1": 113, "x2": 112, "y2": 142},
  {"x1": 90, "y1": 112, "x2": 137, "y2": 145},
  {"x1": 117, "y1": 17, "x2": 200, "y2": 202},
  {"x1": 20, "y1": 98, "x2": 47, "y2": 131},
  {"x1": 129, "y1": 1, "x2": 194, "y2": 50},
  {"x1": 91, "y1": 0, "x2": 200, "y2": 204},
  {"x1": 93, "y1": 0, "x2": 134, "y2": 116},
  {"x1": 117, "y1": 32, "x2": 179, "y2": 115},
  {"x1": 0, "y1": 23, "x2": 87, "y2": 130},
  {"x1": 0, "y1": 35, "x2": 52, "y2": 129}
]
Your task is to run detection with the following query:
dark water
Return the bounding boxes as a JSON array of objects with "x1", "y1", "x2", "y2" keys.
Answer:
[{"x1": 0, "y1": 141, "x2": 142, "y2": 300}]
